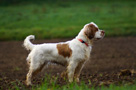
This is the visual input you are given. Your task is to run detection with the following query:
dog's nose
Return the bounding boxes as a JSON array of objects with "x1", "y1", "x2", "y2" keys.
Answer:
[{"x1": 101, "y1": 31, "x2": 105, "y2": 34}]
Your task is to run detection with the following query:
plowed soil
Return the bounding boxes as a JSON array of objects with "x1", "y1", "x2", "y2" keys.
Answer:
[{"x1": 0, "y1": 37, "x2": 136, "y2": 90}]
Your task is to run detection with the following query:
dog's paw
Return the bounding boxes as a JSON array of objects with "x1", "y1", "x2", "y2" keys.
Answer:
[
  {"x1": 25, "y1": 81, "x2": 32, "y2": 86},
  {"x1": 75, "y1": 78, "x2": 80, "y2": 82}
]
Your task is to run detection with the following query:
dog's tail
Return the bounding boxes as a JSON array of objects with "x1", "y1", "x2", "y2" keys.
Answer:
[{"x1": 23, "y1": 35, "x2": 35, "y2": 51}]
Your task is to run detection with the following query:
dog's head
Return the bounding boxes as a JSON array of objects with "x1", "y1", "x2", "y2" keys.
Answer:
[{"x1": 84, "y1": 22, "x2": 105, "y2": 40}]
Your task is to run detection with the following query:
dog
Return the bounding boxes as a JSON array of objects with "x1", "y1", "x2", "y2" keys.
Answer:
[{"x1": 23, "y1": 22, "x2": 105, "y2": 85}]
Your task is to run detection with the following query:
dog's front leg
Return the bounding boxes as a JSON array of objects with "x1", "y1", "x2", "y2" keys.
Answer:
[
  {"x1": 74, "y1": 60, "x2": 85, "y2": 82},
  {"x1": 67, "y1": 61, "x2": 78, "y2": 83}
]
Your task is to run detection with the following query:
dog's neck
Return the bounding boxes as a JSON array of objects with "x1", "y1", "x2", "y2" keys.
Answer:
[{"x1": 76, "y1": 29, "x2": 93, "y2": 46}]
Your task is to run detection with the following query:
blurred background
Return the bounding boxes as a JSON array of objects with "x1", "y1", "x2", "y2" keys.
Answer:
[{"x1": 0, "y1": 0, "x2": 136, "y2": 41}]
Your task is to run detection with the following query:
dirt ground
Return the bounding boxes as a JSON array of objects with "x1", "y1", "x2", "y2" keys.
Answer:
[{"x1": 0, "y1": 37, "x2": 136, "y2": 90}]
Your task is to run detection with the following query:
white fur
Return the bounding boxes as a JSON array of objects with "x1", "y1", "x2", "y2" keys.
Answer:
[
  {"x1": 23, "y1": 22, "x2": 105, "y2": 85},
  {"x1": 95, "y1": 30, "x2": 104, "y2": 39},
  {"x1": 24, "y1": 35, "x2": 35, "y2": 51}
]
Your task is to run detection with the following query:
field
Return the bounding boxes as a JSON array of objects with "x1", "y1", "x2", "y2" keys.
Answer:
[
  {"x1": 0, "y1": 0, "x2": 136, "y2": 90},
  {"x1": 0, "y1": 37, "x2": 136, "y2": 90},
  {"x1": 0, "y1": 0, "x2": 136, "y2": 40}
]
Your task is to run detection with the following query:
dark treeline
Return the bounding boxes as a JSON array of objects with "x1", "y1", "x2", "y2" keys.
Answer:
[{"x1": 0, "y1": 0, "x2": 135, "y2": 6}]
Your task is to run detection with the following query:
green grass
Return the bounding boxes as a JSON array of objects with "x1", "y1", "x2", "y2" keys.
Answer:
[
  {"x1": 36, "y1": 83, "x2": 136, "y2": 90},
  {"x1": 0, "y1": 0, "x2": 136, "y2": 40},
  {"x1": 35, "y1": 75, "x2": 136, "y2": 90},
  {"x1": 13, "y1": 75, "x2": 136, "y2": 90}
]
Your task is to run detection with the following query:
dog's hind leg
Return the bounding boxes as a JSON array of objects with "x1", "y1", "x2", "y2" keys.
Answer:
[
  {"x1": 26, "y1": 68, "x2": 33, "y2": 86},
  {"x1": 26, "y1": 56, "x2": 31, "y2": 67},
  {"x1": 26, "y1": 61, "x2": 46, "y2": 86}
]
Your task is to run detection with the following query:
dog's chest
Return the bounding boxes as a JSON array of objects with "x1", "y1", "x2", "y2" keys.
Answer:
[
  {"x1": 86, "y1": 46, "x2": 92, "y2": 59},
  {"x1": 72, "y1": 45, "x2": 91, "y2": 60}
]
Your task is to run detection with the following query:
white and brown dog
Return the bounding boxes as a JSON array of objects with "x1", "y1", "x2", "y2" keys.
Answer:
[{"x1": 23, "y1": 22, "x2": 105, "y2": 85}]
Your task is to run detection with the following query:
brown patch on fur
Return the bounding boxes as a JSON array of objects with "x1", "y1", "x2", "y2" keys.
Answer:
[
  {"x1": 84, "y1": 24, "x2": 98, "y2": 39},
  {"x1": 57, "y1": 44, "x2": 72, "y2": 58}
]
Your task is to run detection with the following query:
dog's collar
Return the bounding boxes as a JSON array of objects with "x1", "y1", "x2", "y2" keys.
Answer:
[{"x1": 78, "y1": 39, "x2": 88, "y2": 47}]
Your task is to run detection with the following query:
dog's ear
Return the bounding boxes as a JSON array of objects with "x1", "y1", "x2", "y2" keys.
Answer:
[
  {"x1": 84, "y1": 24, "x2": 98, "y2": 39},
  {"x1": 84, "y1": 26, "x2": 93, "y2": 39}
]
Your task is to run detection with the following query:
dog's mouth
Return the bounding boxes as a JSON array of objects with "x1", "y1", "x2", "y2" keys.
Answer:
[
  {"x1": 96, "y1": 38, "x2": 101, "y2": 40},
  {"x1": 94, "y1": 37, "x2": 103, "y2": 41},
  {"x1": 96, "y1": 38, "x2": 102, "y2": 40},
  {"x1": 96, "y1": 33, "x2": 105, "y2": 40}
]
